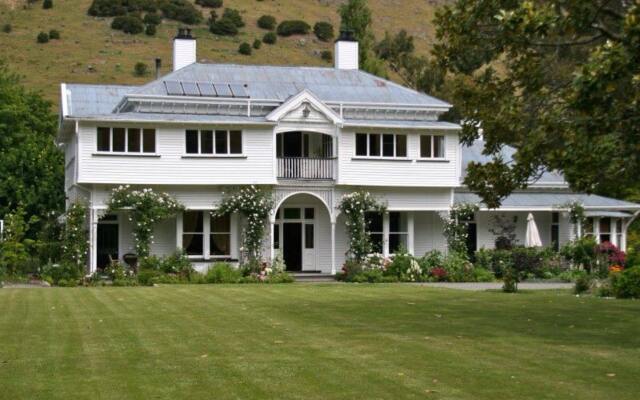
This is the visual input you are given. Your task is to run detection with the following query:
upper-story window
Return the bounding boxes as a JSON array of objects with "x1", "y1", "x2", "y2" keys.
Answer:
[
  {"x1": 420, "y1": 135, "x2": 445, "y2": 159},
  {"x1": 185, "y1": 129, "x2": 242, "y2": 155},
  {"x1": 355, "y1": 133, "x2": 407, "y2": 158},
  {"x1": 97, "y1": 127, "x2": 156, "y2": 153}
]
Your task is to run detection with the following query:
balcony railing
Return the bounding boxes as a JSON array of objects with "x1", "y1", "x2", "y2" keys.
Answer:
[{"x1": 277, "y1": 157, "x2": 335, "y2": 180}]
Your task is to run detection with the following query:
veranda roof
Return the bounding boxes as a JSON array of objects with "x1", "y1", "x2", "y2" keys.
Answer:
[{"x1": 454, "y1": 192, "x2": 640, "y2": 211}]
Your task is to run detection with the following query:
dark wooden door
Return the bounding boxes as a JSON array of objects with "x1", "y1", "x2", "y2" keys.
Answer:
[
  {"x1": 283, "y1": 223, "x2": 302, "y2": 271},
  {"x1": 466, "y1": 223, "x2": 477, "y2": 261},
  {"x1": 97, "y1": 224, "x2": 119, "y2": 269}
]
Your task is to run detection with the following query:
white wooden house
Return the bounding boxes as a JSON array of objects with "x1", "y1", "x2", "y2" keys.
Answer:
[{"x1": 57, "y1": 29, "x2": 640, "y2": 274}]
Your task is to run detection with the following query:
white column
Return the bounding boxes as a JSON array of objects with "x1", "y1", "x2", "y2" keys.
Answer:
[
  {"x1": 269, "y1": 219, "x2": 275, "y2": 261},
  {"x1": 621, "y1": 221, "x2": 628, "y2": 251},
  {"x1": 382, "y1": 211, "x2": 390, "y2": 256},
  {"x1": 594, "y1": 217, "x2": 601, "y2": 243},
  {"x1": 203, "y1": 211, "x2": 210, "y2": 261},
  {"x1": 331, "y1": 220, "x2": 336, "y2": 275},
  {"x1": 407, "y1": 211, "x2": 415, "y2": 255},
  {"x1": 175, "y1": 212, "x2": 183, "y2": 250},
  {"x1": 611, "y1": 219, "x2": 619, "y2": 247},
  {"x1": 89, "y1": 208, "x2": 98, "y2": 275},
  {"x1": 231, "y1": 213, "x2": 239, "y2": 260}
]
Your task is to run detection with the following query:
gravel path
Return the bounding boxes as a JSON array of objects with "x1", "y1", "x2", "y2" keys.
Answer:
[{"x1": 416, "y1": 282, "x2": 573, "y2": 291}]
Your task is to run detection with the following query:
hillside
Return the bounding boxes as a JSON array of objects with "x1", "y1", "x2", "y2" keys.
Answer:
[{"x1": 0, "y1": 0, "x2": 446, "y2": 107}]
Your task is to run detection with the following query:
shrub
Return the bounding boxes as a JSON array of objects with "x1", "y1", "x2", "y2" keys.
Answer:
[
  {"x1": 262, "y1": 31, "x2": 277, "y2": 44},
  {"x1": 137, "y1": 269, "x2": 160, "y2": 286},
  {"x1": 134, "y1": 62, "x2": 149, "y2": 77},
  {"x1": 473, "y1": 267, "x2": 495, "y2": 282},
  {"x1": 41, "y1": 262, "x2": 82, "y2": 286},
  {"x1": 257, "y1": 15, "x2": 276, "y2": 30},
  {"x1": 43, "y1": 0, "x2": 53, "y2": 9},
  {"x1": 443, "y1": 252, "x2": 474, "y2": 282},
  {"x1": 209, "y1": 16, "x2": 238, "y2": 35},
  {"x1": 265, "y1": 272, "x2": 295, "y2": 284},
  {"x1": 238, "y1": 42, "x2": 251, "y2": 55},
  {"x1": 145, "y1": 24, "x2": 157, "y2": 36},
  {"x1": 429, "y1": 267, "x2": 448, "y2": 282},
  {"x1": 418, "y1": 250, "x2": 444, "y2": 271},
  {"x1": 37, "y1": 31, "x2": 49, "y2": 43},
  {"x1": 574, "y1": 272, "x2": 593, "y2": 294},
  {"x1": 611, "y1": 266, "x2": 640, "y2": 298},
  {"x1": 313, "y1": 21, "x2": 334, "y2": 42},
  {"x1": 48, "y1": 29, "x2": 60, "y2": 39},
  {"x1": 205, "y1": 262, "x2": 242, "y2": 283},
  {"x1": 386, "y1": 250, "x2": 422, "y2": 281},
  {"x1": 502, "y1": 267, "x2": 518, "y2": 292},
  {"x1": 510, "y1": 247, "x2": 544, "y2": 278},
  {"x1": 160, "y1": 250, "x2": 194, "y2": 278},
  {"x1": 159, "y1": 0, "x2": 203, "y2": 25},
  {"x1": 561, "y1": 237, "x2": 598, "y2": 273},
  {"x1": 474, "y1": 248, "x2": 513, "y2": 278},
  {"x1": 0, "y1": 207, "x2": 32, "y2": 276},
  {"x1": 338, "y1": 259, "x2": 364, "y2": 281},
  {"x1": 252, "y1": 39, "x2": 261, "y2": 49},
  {"x1": 196, "y1": 0, "x2": 223, "y2": 7},
  {"x1": 277, "y1": 20, "x2": 310, "y2": 36},
  {"x1": 221, "y1": 8, "x2": 244, "y2": 27},
  {"x1": 143, "y1": 12, "x2": 162, "y2": 26},
  {"x1": 320, "y1": 50, "x2": 332, "y2": 62},
  {"x1": 2, "y1": 24, "x2": 11, "y2": 33},
  {"x1": 111, "y1": 15, "x2": 144, "y2": 34}
]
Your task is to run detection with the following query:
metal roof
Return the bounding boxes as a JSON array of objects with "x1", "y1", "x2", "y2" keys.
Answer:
[
  {"x1": 455, "y1": 191, "x2": 640, "y2": 210},
  {"x1": 584, "y1": 211, "x2": 634, "y2": 218},
  {"x1": 461, "y1": 139, "x2": 566, "y2": 186},
  {"x1": 64, "y1": 84, "x2": 135, "y2": 117},
  {"x1": 133, "y1": 63, "x2": 451, "y2": 107},
  {"x1": 343, "y1": 120, "x2": 460, "y2": 130}
]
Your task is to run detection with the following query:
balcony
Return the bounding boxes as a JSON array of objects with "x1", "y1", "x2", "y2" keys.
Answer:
[
  {"x1": 277, "y1": 157, "x2": 336, "y2": 180},
  {"x1": 276, "y1": 131, "x2": 335, "y2": 180}
]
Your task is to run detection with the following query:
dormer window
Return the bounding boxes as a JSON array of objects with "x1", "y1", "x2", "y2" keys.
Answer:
[
  {"x1": 185, "y1": 129, "x2": 242, "y2": 155},
  {"x1": 355, "y1": 133, "x2": 407, "y2": 158},
  {"x1": 97, "y1": 127, "x2": 156, "y2": 153}
]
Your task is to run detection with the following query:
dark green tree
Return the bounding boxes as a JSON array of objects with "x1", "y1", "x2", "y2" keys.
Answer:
[
  {"x1": 338, "y1": 0, "x2": 386, "y2": 76},
  {"x1": 434, "y1": 1, "x2": 640, "y2": 208}
]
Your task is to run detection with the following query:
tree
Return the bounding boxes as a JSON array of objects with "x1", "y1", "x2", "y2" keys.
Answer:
[
  {"x1": 338, "y1": 0, "x2": 386, "y2": 76},
  {"x1": 0, "y1": 63, "x2": 63, "y2": 238},
  {"x1": 433, "y1": 1, "x2": 640, "y2": 208}
]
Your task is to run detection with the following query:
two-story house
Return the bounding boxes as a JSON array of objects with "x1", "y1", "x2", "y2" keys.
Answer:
[{"x1": 57, "y1": 29, "x2": 640, "y2": 274}]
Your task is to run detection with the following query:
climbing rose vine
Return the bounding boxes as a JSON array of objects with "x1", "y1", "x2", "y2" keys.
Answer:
[
  {"x1": 338, "y1": 190, "x2": 386, "y2": 262},
  {"x1": 440, "y1": 202, "x2": 479, "y2": 256},
  {"x1": 212, "y1": 185, "x2": 273, "y2": 264},
  {"x1": 106, "y1": 186, "x2": 183, "y2": 259},
  {"x1": 61, "y1": 201, "x2": 89, "y2": 270}
]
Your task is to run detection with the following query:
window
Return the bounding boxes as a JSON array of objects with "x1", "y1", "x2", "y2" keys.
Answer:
[
  {"x1": 356, "y1": 133, "x2": 407, "y2": 158},
  {"x1": 389, "y1": 212, "x2": 408, "y2": 254},
  {"x1": 185, "y1": 129, "x2": 242, "y2": 155},
  {"x1": 600, "y1": 218, "x2": 611, "y2": 243},
  {"x1": 284, "y1": 208, "x2": 301, "y2": 219},
  {"x1": 551, "y1": 212, "x2": 560, "y2": 251},
  {"x1": 274, "y1": 224, "x2": 280, "y2": 249},
  {"x1": 305, "y1": 224, "x2": 314, "y2": 249},
  {"x1": 211, "y1": 214, "x2": 231, "y2": 257},
  {"x1": 96, "y1": 127, "x2": 156, "y2": 153},
  {"x1": 183, "y1": 211, "x2": 204, "y2": 256},
  {"x1": 304, "y1": 208, "x2": 315, "y2": 220},
  {"x1": 365, "y1": 212, "x2": 383, "y2": 253},
  {"x1": 420, "y1": 135, "x2": 446, "y2": 158},
  {"x1": 584, "y1": 217, "x2": 594, "y2": 237}
]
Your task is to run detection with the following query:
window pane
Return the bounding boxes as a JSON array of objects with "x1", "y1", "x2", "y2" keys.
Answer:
[
  {"x1": 355, "y1": 133, "x2": 367, "y2": 156},
  {"x1": 365, "y1": 212, "x2": 383, "y2": 233},
  {"x1": 127, "y1": 128, "x2": 141, "y2": 152},
  {"x1": 186, "y1": 130, "x2": 199, "y2": 154},
  {"x1": 552, "y1": 212, "x2": 559, "y2": 224},
  {"x1": 434, "y1": 135, "x2": 445, "y2": 158},
  {"x1": 370, "y1": 234, "x2": 383, "y2": 253},
  {"x1": 389, "y1": 234, "x2": 407, "y2": 254},
  {"x1": 229, "y1": 131, "x2": 242, "y2": 154},
  {"x1": 183, "y1": 211, "x2": 203, "y2": 233},
  {"x1": 584, "y1": 218, "x2": 594, "y2": 234},
  {"x1": 274, "y1": 224, "x2": 280, "y2": 249},
  {"x1": 284, "y1": 208, "x2": 301, "y2": 219},
  {"x1": 382, "y1": 134, "x2": 394, "y2": 157},
  {"x1": 305, "y1": 224, "x2": 314, "y2": 249},
  {"x1": 215, "y1": 130, "x2": 228, "y2": 154},
  {"x1": 396, "y1": 135, "x2": 407, "y2": 157},
  {"x1": 97, "y1": 127, "x2": 110, "y2": 151},
  {"x1": 304, "y1": 208, "x2": 315, "y2": 219},
  {"x1": 211, "y1": 214, "x2": 230, "y2": 233},
  {"x1": 200, "y1": 130, "x2": 213, "y2": 154},
  {"x1": 600, "y1": 217, "x2": 611, "y2": 233},
  {"x1": 183, "y1": 234, "x2": 203, "y2": 256},
  {"x1": 143, "y1": 129, "x2": 156, "y2": 153},
  {"x1": 389, "y1": 212, "x2": 406, "y2": 233},
  {"x1": 600, "y1": 234, "x2": 611, "y2": 243},
  {"x1": 420, "y1": 135, "x2": 432, "y2": 158},
  {"x1": 112, "y1": 128, "x2": 125, "y2": 152},
  {"x1": 551, "y1": 225, "x2": 559, "y2": 251},
  {"x1": 275, "y1": 208, "x2": 281, "y2": 219},
  {"x1": 211, "y1": 234, "x2": 230, "y2": 256},
  {"x1": 369, "y1": 134, "x2": 380, "y2": 156}
]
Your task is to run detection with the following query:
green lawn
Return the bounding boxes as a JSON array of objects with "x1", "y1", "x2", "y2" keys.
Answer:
[{"x1": 0, "y1": 285, "x2": 638, "y2": 399}]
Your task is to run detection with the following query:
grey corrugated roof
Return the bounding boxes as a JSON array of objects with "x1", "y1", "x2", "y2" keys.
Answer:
[
  {"x1": 462, "y1": 139, "x2": 566, "y2": 186},
  {"x1": 455, "y1": 192, "x2": 640, "y2": 210},
  {"x1": 74, "y1": 112, "x2": 272, "y2": 125},
  {"x1": 344, "y1": 120, "x2": 460, "y2": 129},
  {"x1": 64, "y1": 84, "x2": 135, "y2": 117},
  {"x1": 133, "y1": 63, "x2": 451, "y2": 107}
]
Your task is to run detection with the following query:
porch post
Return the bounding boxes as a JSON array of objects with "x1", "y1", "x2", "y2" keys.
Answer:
[
  {"x1": 594, "y1": 217, "x2": 601, "y2": 243},
  {"x1": 382, "y1": 211, "x2": 390, "y2": 257},
  {"x1": 269, "y1": 218, "x2": 275, "y2": 261},
  {"x1": 89, "y1": 208, "x2": 98, "y2": 275},
  {"x1": 407, "y1": 212, "x2": 415, "y2": 255},
  {"x1": 331, "y1": 220, "x2": 336, "y2": 275},
  {"x1": 621, "y1": 222, "x2": 628, "y2": 251},
  {"x1": 611, "y1": 219, "x2": 619, "y2": 247},
  {"x1": 175, "y1": 211, "x2": 183, "y2": 250}
]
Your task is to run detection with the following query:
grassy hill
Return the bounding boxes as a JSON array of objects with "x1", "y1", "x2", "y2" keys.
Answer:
[{"x1": 0, "y1": 0, "x2": 446, "y2": 107}]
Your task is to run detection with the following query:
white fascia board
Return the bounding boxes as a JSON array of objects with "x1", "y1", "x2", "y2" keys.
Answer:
[
  {"x1": 66, "y1": 116, "x2": 276, "y2": 126},
  {"x1": 266, "y1": 89, "x2": 343, "y2": 124},
  {"x1": 343, "y1": 122, "x2": 462, "y2": 130}
]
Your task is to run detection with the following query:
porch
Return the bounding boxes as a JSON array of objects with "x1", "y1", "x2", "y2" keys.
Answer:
[{"x1": 276, "y1": 131, "x2": 336, "y2": 180}]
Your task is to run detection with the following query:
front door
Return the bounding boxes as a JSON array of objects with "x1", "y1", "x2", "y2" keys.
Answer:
[
  {"x1": 283, "y1": 223, "x2": 302, "y2": 271},
  {"x1": 97, "y1": 223, "x2": 119, "y2": 269}
]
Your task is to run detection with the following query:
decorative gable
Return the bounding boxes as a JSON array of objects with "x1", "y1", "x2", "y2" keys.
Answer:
[{"x1": 266, "y1": 89, "x2": 343, "y2": 125}]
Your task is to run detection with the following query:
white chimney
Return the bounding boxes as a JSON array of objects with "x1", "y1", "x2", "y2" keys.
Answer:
[
  {"x1": 334, "y1": 30, "x2": 359, "y2": 70},
  {"x1": 173, "y1": 28, "x2": 196, "y2": 71}
]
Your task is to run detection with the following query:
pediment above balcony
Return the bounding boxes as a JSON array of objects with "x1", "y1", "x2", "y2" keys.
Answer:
[{"x1": 266, "y1": 89, "x2": 343, "y2": 125}]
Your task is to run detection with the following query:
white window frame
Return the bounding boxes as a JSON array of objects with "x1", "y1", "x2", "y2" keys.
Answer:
[
  {"x1": 419, "y1": 134, "x2": 446, "y2": 159},
  {"x1": 96, "y1": 127, "x2": 156, "y2": 154},
  {"x1": 388, "y1": 211, "x2": 409, "y2": 254},
  {"x1": 184, "y1": 129, "x2": 243, "y2": 156},
  {"x1": 182, "y1": 210, "x2": 205, "y2": 259},
  {"x1": 354, "y1": 132, "x2": 408, "y2": 159}
]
